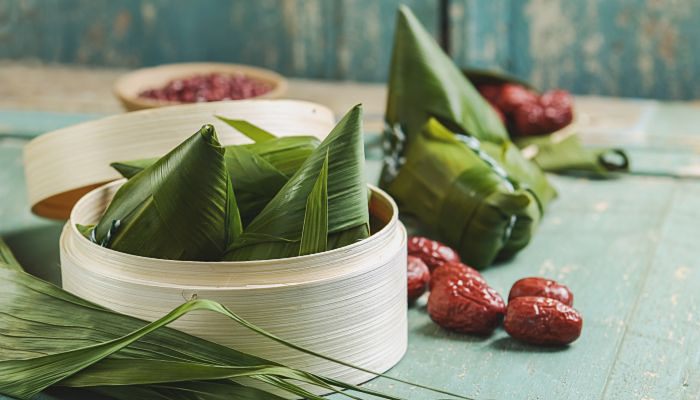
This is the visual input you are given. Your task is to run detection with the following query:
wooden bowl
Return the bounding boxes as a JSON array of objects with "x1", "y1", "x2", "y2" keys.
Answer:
[{"x1": 114, "y1": 62, "x2": 288, "y2": 111}]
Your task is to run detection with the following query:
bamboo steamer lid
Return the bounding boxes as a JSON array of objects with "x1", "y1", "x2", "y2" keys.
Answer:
[
  {"x1": 61, "y1": 180, "x2": 408, "y2": 388},
  {"x1": 23, "y1": 99, "x2": 335, "y2": 219}
]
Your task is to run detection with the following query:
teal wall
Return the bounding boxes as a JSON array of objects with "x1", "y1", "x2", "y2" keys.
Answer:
[{"x1": 1, "y1": 0, "x2": 699, "y2": 99}]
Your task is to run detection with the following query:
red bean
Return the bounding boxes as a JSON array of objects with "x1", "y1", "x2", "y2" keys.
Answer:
[{"x1": 139, "y1": 73, "x2": 273, "y2": 103}]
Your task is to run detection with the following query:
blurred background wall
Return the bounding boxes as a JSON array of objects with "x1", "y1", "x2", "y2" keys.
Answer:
[{"x1": 1, "y1": 0, "x2": 698, "y2": 99}]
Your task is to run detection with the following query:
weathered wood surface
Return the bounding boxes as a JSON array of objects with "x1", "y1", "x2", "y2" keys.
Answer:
[
  {"x1": 3, "y1": 0, "x2": 700, "y2": 98},
  {"x1": 0, "y1": 0, "x2": 437, "y2": 82},
  {"x1": 1, "y1": 64, "x2": 700, "y2": 398}
]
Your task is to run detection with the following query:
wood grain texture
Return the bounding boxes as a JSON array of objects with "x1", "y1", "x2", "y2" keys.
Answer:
[
  {"x1": 514, "y1": 0, "x2": 700, "y2": 100},
  {"x1": 3, "y1": 0, "x2": 700, "y2": 98},
  {"x1": 0, "y1": 0, "x2": 437, "y2": 82}
]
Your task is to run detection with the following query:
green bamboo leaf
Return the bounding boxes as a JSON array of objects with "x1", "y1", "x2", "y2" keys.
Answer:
[
  {"x1": 222, "y1": 146, "x2": 289, "y2": 226},
  {"x1": 91, "y1": 125, "x2": 241, "y2": 261},
  {"x1": 386, "y1": 6, "x2": 508, "y2": 145},
  {"x1": 299, "y1": 151, "x2": 329, "y2": 256},
  {"x1": 109, "y1": 135, "x2": 320, "y2": 227},
  {"x1": 241, "y1": 136, "x2": 320, "y2": 177},
  {"x1": 0, "y1": 268, "x2": 469, "y2": 400},
  {"x1": 110, "y1": 157, "x2": 158, "y2": 179},
  {"x1": 516, "y1": 133, "x2": 630, "y2": 177},
  {"x1": 215, "y1": 116, "x2": 276, "y2": 143},
  {"x1": 225, "y1": 105, "x2": 370, "y2": 261},
  {"x1": 89, "y1": 381, "x2": 288, "y2": 400},
  {"x1": 0, "y1": 238, "x2": 22, "y2": 271}
]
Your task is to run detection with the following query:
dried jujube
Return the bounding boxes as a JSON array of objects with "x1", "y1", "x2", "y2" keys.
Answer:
[
  {"x1": 427, "y1": 276, "x2": 506, "y2": 335},
  {"x1": 407, "y1": 255, "x2": 430, "y2": 301},
  {"x1": 476, "y1": 83, "x2": 574, "y2": 137},
  {"x1": 429, "y1": 262, "x2": 484, "y2": 290},
  {"x1": 407, "y1": 236, "x2": 460, "y2": 272},
  {"x1": 508, "y1": 277, "x2": 573, "y2": 306},
  {"x1": 504, "y1": 296, "x2": 583, "y2": 346}
]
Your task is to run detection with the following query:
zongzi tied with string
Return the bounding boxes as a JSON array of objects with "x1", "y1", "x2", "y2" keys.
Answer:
[
  {"x1": 83, "y1": 124, "x2": 241, "y2": 261},
  {"x1": 387, "y1": 119, "x2": 538, "y2": 269},
  {"x1": 382, "y1": 6, "x2": 556, "y2": 266}
]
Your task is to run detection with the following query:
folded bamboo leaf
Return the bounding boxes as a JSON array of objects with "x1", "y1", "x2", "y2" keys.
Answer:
[
  {"x1": 88, "y1": 381, "x2": 288, "y2": 400},
  {"x1": 110, "y1": 158, "x2": 158, "y2": 179},
  {"x1": 225, "y1": 105, "x2": 370, "y2": 261},
  {"x1": 109, "y1": 134, "x2": 320, "y2": 226},
  {"x1": 89, "y1": 125, "x2": 241, "y2": 261},
  {"x1": 386, "y1": 6, "x2": 509, "y2": 145},
  {"x1": 0, "y1": 265, "x2": 468, "y2": 400},
  {"x1": 386, "y1": 119, "x2": 537, "y2": 269},
  {"x1": 241, "y1": 136, "x2": 320, "y2": 177},
  {"x1": 215, "y1": 116, "x2": 276, "y2": 143},
  {"x1": 222, "y1": 147, "x2": 289, "y2": 226},
  {"x1": 0, "y1": 238, "x2": 22, "y2": 272},
  {"x1": 299, "y1": 152, "x2": 329, "y2": 256},
  {"x1": 517, "y1": 133, "x2": 630, "y2": 177}
]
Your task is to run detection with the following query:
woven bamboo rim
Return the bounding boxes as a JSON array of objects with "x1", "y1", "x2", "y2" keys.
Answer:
[
  {"x1": 23, "y1": 100, "x2": 334, "y2": 220},
  {"x1": 61, "y1": 180, "x2": 408, "y2": 387}
]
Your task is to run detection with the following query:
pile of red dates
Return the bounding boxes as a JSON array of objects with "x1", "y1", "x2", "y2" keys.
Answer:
[
  {"x1": 477, "y1": 83, "x2": 574, "y2": 137},
  {"x1": 407, "y1": 236, "x2": 582, "y2": 346}
]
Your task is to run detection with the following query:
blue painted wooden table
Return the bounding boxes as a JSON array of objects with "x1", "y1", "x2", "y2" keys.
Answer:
[{"x1": 1, "y1": 99, "x2": 699, "y2": 400}]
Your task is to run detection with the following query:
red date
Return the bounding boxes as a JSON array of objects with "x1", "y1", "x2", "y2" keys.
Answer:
[
  {"x1": 428, "y1": 276, "x2": 506, "y2": 335},
  {"x1": 504, "y1": 296, "x2": 582, "y2": 345},
  {"x1": 430, "y1": 262, "x2": 485, "y2": 290},
  {"x1": 407, "y1": 255, "x2": 431, "y2": 302},
  {"x1": 407, "y1": 236, "x2": 461, "y2": 272},
  {"x1": 508, "y1": 277, "x2": 573, "y2": 306}
]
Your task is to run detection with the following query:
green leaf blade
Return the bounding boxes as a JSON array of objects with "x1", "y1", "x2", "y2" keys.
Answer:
[
  {"x1": 215, "y1": 116, "x2": 276, "y2": 143},
  {"x1": 93, "y1": 125, "x2": 240, "y2": 261},
  {"x1": 299, "y1": 151, "x2": 329, "y2": 256},
  {"x1": 226, "y1": 105, "x2": 370, "y2": 261}
]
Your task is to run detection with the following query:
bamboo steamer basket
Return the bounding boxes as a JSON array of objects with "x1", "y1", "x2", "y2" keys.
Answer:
[
  {"x1": 23, "y1": 99, "x2": 334, "y2": 220},
  {"x1": 24, "y1": 99, "x2": 408, "y2": 388},
  {"x1": 113, "y1": 62, "x2": 288, "y2": 111},
  {"x1": 61, "y1": 180, "x2": 408, "y2": 386}
]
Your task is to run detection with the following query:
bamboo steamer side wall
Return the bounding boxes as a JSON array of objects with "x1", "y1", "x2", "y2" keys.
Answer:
[{"x1": 60, "y1": 181, "x2": 408, "y2": 388}]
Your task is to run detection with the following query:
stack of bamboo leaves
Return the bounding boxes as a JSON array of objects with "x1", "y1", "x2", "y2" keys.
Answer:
[
  {"x1": 382, "y1": 7, "x2": 557, "y2": 269},
  {"x1": 0, "y1": 238, "x2": 466, "y2": 400},
  {"x1": 82, "y1": 105, "x2": 371, "y2": 262}
]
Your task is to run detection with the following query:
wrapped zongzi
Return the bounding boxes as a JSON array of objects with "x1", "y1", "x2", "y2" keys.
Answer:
[
  {"x1": 86, "y1": 124, "x2": 241, "y2": 261},
  {"x1": 387, "y1": 119, "x2": 538, "y2": 268},
  {"x1": 382, "y1": 6, "x2": 556, "y2": 266}
]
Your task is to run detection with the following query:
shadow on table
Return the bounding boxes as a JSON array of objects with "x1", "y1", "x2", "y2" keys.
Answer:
[
  {"x1": 489, "y1": 337, "x2": 570, "y2": 353},
  {"x1": 4, "y1": 222, "x2": 64, "y2": 285}
]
